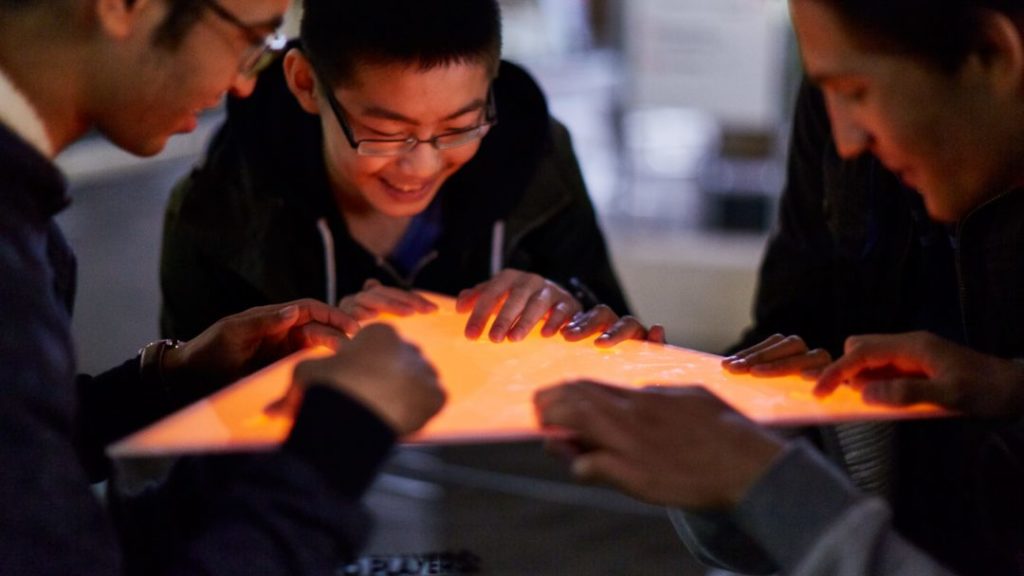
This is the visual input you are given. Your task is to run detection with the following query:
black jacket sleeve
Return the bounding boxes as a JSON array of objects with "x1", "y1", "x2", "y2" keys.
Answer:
[
  {"x1": 506, "y1": 121, "x2": 633, "y2": 316},
  {"x1": 112, "y1": 386, "x2": 395, "y2": 576},
  {"x1": 728, "y1": 81, "x2": 839, "y2": 355},
  {"x1": 160, "y1": 172, "x2": 271, "y2": 341}
]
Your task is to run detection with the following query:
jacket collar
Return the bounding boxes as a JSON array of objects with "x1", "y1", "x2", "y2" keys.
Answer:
[{"x1": 0, "y1": 65, "x2": 54, "y2": 158}]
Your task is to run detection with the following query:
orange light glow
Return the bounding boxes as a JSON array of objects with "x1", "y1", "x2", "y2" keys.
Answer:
[{"x1": 109, "y1": 294, "x2": 946, "y2": 457}]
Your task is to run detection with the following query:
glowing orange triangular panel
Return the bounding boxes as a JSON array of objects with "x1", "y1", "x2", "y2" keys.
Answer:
[{"x1": 109, "y1": 294, "x2": 944, "y2": 457}]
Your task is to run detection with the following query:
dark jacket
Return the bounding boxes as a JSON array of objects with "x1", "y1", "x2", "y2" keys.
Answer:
[
  {"x1": 0, "y1": 121, "x2": 394, "y2": 575},
  {"x1": 161, "y1": 58, "x2": 629, "y2": 340},
  {"x1": 691, "y1": 83, "x2": 1024, "y2": 576}
]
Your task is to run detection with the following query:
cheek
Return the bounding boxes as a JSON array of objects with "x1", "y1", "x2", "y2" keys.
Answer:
[
  {"x1": 352, "y1": 158, "x2": 401, "y2": 187},
  {"x1": 441, "y1": 143, "x2": 483, "y2": 174}
]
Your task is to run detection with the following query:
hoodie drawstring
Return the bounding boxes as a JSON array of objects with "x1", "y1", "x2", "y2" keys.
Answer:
[
  {"x1": 490, "y1": 220, "x2": 505, "y2": 277},
  {"x1": 316, "y1": 218, "x2": 337, "y2": 305}
]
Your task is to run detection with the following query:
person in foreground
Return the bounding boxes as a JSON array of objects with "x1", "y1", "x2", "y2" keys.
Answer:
[
  {"x1": 537, "y1": 0, "x2": 1024, "y2": 574},
  {"x1": 0, "y1": 0, "x2": 443, "y2": 573},
  {"x1": 159, "y1": 0, "x2": 631, "y2": 345}
]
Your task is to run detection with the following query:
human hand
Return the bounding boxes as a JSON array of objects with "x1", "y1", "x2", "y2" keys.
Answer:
[
  {"x1": 456, "y1": 269, "x2": 581, "y2": 342},
  {"x1": 722, "y1": 334, "x2": 831, "y2": 378},
  {"x1": 534, "y1": 382, "x2": 783, "y2": 509},
  {"x1": 816, "y1": 331, "x2": 1024, "y2": 417},
  {"x1": 338, "y1": 279, "x2": 438, "y2": 323},
  {"x1": 292, "y1": 324, "x2": 445, "y2": 435},
  {"x1": 560, "y1": 304, "x2": 666, "y2": 347},
  {"x1": 164, "y1": 299, "x2": 360, "y2": 389}
]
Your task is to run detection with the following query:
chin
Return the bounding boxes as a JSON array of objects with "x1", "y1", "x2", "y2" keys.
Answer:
[
  {"x1": 922, "y1": 198, "x2": 960, "y2": 223},
  {"x1": 108, "y1": 132, "x2": 170, "y2": 158},
  {"x1": 379, "y1": 200, "x2": 434, "y2": 218}
]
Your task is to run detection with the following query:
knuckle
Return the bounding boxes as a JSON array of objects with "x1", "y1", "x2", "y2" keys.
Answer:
[{"x1": 809, "y1": 348, "x2": 831, "y2": 361}]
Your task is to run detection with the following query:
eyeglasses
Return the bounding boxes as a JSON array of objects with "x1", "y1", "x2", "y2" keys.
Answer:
[
  {"x1": 317, "y1": 72, "x2": 498, "y2": 157},
  {"x1": 197, "y1": 0, "x2": 288, "y2": 76}
]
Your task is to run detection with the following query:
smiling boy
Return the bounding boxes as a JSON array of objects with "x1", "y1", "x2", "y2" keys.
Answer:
[{"x1": 160, "y1": 0, "x2": 630, "y2": 344}]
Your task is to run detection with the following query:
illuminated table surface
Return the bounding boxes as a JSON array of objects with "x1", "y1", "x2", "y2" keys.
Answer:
[{"x1": 109, "y1": 295, "x2": 945, "y2": 458}]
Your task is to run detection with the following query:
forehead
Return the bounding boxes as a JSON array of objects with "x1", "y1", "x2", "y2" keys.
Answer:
[
  {"x1": 216, "y1": 0, "x2": 291, "y2": 25},
  {"x1": 789, "y1": 0, "x2": 878, "y2": 79},
  {"x1": 338, "y1": 61, "x2": 491, "y2": 109}
]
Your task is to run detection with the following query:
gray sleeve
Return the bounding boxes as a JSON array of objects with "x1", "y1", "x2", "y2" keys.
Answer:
[
  {"x1": 728, "y1": 439, "x2": 954, "y2": 576},
  {"x1": 666, "y1": 439, "x2": 853, "y2": 574},
  {"x1": 787, "y1": 498, "x2": 956, "y2": 576},
  {"x1": 666, "y1": 508, "x2": 776, "y2": 574}
]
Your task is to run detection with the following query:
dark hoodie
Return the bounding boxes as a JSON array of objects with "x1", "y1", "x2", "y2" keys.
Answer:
[{"x1": 161, "y1": 56, "x2": 629, "y2": 340}]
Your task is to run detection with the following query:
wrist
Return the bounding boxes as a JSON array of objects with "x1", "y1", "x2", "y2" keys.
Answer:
[
  {"x1": 137, "y1": 339, "x2": 185, "y2": 393},
  {"x1": 721, "y1": 416, "x2": 786, "y2": 507}
]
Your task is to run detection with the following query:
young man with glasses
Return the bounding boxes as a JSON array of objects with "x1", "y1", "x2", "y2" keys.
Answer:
[
  {"x1": 0, "y1": 0, "x2": 446, "y2": 573},
  {"x1": 159, "y1": 0, "x2": 631, "y2": 346}
]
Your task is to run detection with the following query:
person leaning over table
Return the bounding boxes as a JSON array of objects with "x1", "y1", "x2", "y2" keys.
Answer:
[
  {"x1": 544, "y1": 0, "x2": 1024, "y2": 574},
  {"x1": 0, "y1": 0, "x2": 444, "y2": 573},
  {"x1": 159, "y1": 0, "x2": 631, "y2": 346}
]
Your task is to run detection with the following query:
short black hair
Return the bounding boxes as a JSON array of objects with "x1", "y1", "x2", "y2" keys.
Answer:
[
  {"x1": 808, "y1": 0, "x2": 1024, "y2": 72},
  {"x1": 152, "y1": 0, "x2": 205, "y2": 49},
  {"x1": 0, "y1": 0, "x2": 203, "y2": 48},
  {"x1": 300, "y1": 0, "x2": 503, "y2": 87}
]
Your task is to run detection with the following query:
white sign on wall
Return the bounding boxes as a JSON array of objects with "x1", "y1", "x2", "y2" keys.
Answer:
[{"x1": 625, "y1": 0, "x2": 790, "y2": 130}]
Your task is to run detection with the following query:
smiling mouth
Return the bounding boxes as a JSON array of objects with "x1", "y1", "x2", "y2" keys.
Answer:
[{"x1": 381, "y1": 178, "x2": 433, "y2": 197}]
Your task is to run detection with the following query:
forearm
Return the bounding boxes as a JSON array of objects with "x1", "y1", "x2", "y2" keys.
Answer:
[
  {"x1": 735, "y1": 440, "x2": 956, "y2": 576},
  {"x1": 667, "y1": 508, "x2": 777, "y2": 574},
  {"x1": 115, "y1": 387, "x2": 396, "y2": 576},
  {"x1": 78, "y1": 359, "x2": 174, "y2": 481},
  {"x1": 788, "y1": 498, "x2": 956, "y2": 576}
]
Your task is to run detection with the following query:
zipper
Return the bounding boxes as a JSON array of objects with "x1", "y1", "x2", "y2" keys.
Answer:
[
  {"x1": 316, "y1": 218, "x2": 337, "y2": 305},
  {"x1": 952, "y1": 191, "x2": 1010, "y2": 347},
  {"x1": 374, "y1": 250, "x2": 439, "y2": 290}
]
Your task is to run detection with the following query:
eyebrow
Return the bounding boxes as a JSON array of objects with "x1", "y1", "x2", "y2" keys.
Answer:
[{"x1": 359, "y1": 98, "x2": 488, "y2": 124}]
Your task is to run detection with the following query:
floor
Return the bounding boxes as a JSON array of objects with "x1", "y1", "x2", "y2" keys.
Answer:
[{"x1": 56, "y1": 52, "x2": 783, "y2": 575}]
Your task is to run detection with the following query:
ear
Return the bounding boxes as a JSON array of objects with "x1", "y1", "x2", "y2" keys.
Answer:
[
  {"x1": 95, "y1": 0, "x2": 148, "y2": 39},
  {"x1": 283, "y1": 48, "x2": 323, "y2": 115},
  {"x1": 972, "y1": 10, "x2": 1024, "y2": 97}
]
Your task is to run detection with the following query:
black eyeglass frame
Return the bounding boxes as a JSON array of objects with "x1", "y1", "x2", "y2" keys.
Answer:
[
  {"x1": 196, "y1": 0, "x2": 288, "y2": 76},
  {"x1": 315, "y1": 68, "x2": 499, "y2": 157}
]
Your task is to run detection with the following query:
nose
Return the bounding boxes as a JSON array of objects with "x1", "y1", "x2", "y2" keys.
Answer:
[
  {"x1": 229, "y1": 72, "x2": 259, "y2": 99},
  {"x1": 397, "y1": 140, "x2": 443, "y2": 177},
  {"x1": 824, "y1": 93, "x2": 870, "y2": 159}
]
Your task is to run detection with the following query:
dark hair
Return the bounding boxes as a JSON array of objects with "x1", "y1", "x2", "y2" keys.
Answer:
[
  {"x1": 300, "y1": 0, "x2": 502, "y2": 87},
  {"x1": 809, "y1": 0, "x2": 1024, "y2": 72},
  {"x1": 151, "y1": 0, "x2": 206, "y2": 49},
  {"x1": 0, "y1": 0, "x2": 203, "y2": 47}
]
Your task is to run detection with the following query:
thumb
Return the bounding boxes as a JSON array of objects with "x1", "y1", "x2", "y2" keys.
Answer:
[
  {"x1": 290, "y1": 323, "x2": 350, "y2": 351},
  {"x1": 256, "y1": 304, "x2": 302, "y2": 339}
]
